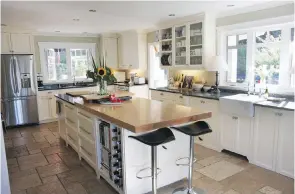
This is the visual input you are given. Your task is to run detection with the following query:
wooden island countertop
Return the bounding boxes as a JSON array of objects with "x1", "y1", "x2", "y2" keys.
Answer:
[{"x1": 55, "y1": 94, "x2": 212, "y2": 133}]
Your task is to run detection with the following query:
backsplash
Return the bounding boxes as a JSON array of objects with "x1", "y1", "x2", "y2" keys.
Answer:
[{"x1": 168, "y1": 69, "x2": 216, "y2": 86}]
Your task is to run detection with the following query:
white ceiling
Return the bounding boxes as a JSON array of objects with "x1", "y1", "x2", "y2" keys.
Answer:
[{"x1": 1, "y1": 1, "x2": 292, "y2": 34}]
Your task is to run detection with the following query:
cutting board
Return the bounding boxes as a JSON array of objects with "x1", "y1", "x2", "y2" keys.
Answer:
[
  {"x1": 66, "y1": 91, "x2": 92, "y2": 97},
  {"x1": 80, "y1": 91, "x2": 134, "y2": 101}
]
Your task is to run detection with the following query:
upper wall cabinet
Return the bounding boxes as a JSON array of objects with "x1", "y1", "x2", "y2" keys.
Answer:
[
  {"x1": 159, "y1": 21, "x2": 203, "y2": 68},
  {"x1": 1, "y1": 33, "x2": 33, "y2": 54},
  {"x1": 118, "y1": 30, "x2": 147, "y2": 70},
  {"x1": 100, "y1": 35, "x2": 118, "y2": 69}
]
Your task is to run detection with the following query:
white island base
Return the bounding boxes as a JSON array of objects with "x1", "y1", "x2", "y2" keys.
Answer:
[{"x1": 56, "y1": 98, "x2": 198, "y2": 194}]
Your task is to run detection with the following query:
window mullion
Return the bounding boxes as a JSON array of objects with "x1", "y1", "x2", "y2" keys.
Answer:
[
  {"x1": 279, "y1": 26, "x2": 291, "y2": 87},
  {"x1": 246, "y1": 32, "x2": 254, "y2": 85},
  {"x1": 66, "y1": 47, "x2": 72, "y2": 82}
]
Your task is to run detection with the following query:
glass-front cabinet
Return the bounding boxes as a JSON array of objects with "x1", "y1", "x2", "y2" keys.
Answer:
[
  {"x1": 189, "y1": 22, "x2": 203, "y2": 66},
  {"x1": 159, "y1": 27, "x2": 173, "y2": 67},
  {"x1": 159, "y1": 21, "x2": 203, "y2": 68},
  {"x1": 174, "y1": 25, "x2": 188, "y2": 66}
]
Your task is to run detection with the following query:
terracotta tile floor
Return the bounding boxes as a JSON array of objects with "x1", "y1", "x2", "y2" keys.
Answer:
[{"x1": 4, "y1": 122, "x2": 294, "y2": 194}]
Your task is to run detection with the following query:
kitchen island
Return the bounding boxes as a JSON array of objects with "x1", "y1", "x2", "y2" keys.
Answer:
[{"x1": 55, "y1": 94, "x2": 211, "y2": 194}]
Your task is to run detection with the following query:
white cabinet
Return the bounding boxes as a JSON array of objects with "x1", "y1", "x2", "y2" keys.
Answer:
[
  {"x1": 150, "y1": 90, "x2": 189, "y2": 105},
  {"x1": 101, "y1": 36, "x2": 118, "y2": 69},
  {"x1": 220, "y1": 114, "x2": 252, "y2": 157},
  {"x1": 253, "y1": 106, "x2": 294, "y2": 178},
  {"x1": 253, "y1": 107, "x2": 280, "y2": 171},
  {"x1": 129, "y1": 85, "x2": 149, "y2": 99},
  {"x1": 1, "y1": 33, "x2": 33, "y2": 54},
  {"x1": 1, "y1": 33, "x2": 11, "y2": 53},
  {"x1": 38, "y1": 96, "x2": 52, "y2": 121},
  {"x1": 118, "y1": 30, "x2": 147, "y2": 70},
  {"x1": 190, "y1": 97, "x2": 220, "y2": 151},
  {"x1": 276, "y1": 110, "x2": 294, "y2": 178},
  {"x1": 38, "y1": 91, "x2": 58, "y2": 122}
]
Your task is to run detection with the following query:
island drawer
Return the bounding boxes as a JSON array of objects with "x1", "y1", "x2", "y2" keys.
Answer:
[
  {"x1": 67, "y1": 126, "x2": 78, "y2": 148},
  {"x1": 65, "y1": 106, "x2": 77, "y2": 128},
  {"x1": 78, "y1": 117, "x2": 94, "y2": 140},
  {"x1": 79, "y1": 136, "x2": 96, "y2": 163}
]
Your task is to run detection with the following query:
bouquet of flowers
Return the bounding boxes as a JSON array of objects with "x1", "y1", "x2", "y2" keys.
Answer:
[{"x1": 86, "y1": 54, "x2": 117, "y2": 95}]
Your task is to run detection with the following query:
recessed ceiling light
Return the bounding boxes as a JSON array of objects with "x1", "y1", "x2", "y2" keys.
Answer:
[
  {"x1": 1, "y1": 24, "x2": 7, "y2": 27},
  {"x1": 55, "y1": 31, "x2": 60, "y2": 33},
  {"x1": 89, "y1": 9, "x2": 96, "y2": 12},
  {"x1": 227, "y1": 4, "x2": 235, "y2": 7},
  {"x1": 73, "y1": 18, "x2": 80, "y2": 21},
  {"x1": 168, "y1": 14, "x2": 175, "y2": 17}
]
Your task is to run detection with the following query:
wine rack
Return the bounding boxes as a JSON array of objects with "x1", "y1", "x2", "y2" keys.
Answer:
[{"x1": 99, "y1": 120, "x2": 123, "y2": 190}]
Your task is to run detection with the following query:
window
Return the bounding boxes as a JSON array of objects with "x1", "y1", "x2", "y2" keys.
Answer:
[
  {"x1": 223, "y1": 24, "x2": 294, "y2": 89},
  {"x1": 226, "y1": 34, "x2": 247, "y2": 83},
  {"x1": 39, "y1": 42, "x2": 96, "y2": 83},
  {"x1": 291, "y1": 28, "x2": 294, "y2": 87}
]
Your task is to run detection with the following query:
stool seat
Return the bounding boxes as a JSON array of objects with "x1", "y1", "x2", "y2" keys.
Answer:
[
  {"x1": 172, "y1": 121, "x2": 212, "y2": 136},
  {"x1": 129, "y1": 127, "x2": 175, "y2": 146}
]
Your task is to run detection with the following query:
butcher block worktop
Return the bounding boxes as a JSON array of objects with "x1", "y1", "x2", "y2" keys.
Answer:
[{"x1": 55, "y1": 94, "x2": 211, "y2": 133}]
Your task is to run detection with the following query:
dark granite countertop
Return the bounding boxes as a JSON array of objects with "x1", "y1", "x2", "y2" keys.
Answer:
[
  {"x1": 38, "y1": 84, "x2": 97, "y2": 91},
  {"x1": 254, "y1": 100, "x2": 295, "y2": 111},
  {"x1": 150, "y1": 87, "x2": 294, "y2": 111},
  {"x1": 150, "y1": 87, "x2": 236, "y2": 100}
]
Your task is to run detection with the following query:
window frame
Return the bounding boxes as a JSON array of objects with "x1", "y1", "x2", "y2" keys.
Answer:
[
  {"x1": 39, "y1": 42, "x2": 96, "y2": 84},
  {"x1": 219, "y1": 22, "x2": 294, "y2": 92}
]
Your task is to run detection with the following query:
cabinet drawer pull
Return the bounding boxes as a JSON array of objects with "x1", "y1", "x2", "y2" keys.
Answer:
[
  {"x1": 201, "y1": 100, "x2": 205, "y2": 104},
  {"x1": 80, "y1": 126, "x2": 91, "y2": 135},
  {"x1": 66, "y1": 118, "x2": 75, "y2": 124},
  {"x1": 48, "y1": 91, "x2": 52, "y2": 94},
  {"x1": 79, "y1": 112, "x2": 91, "y2": 119},
  {"x1": 81, "y1": 146, "x2": 92, "y2": 157},
  {"x1": 179, "y1": 96, "x2": 183, "y2": 98},
  {"x1": 160, "y1": 93, "x2": 163, "y2": 96},
  {"x1": 65, "y1": 105, "x2": 74, "y2": 110}
]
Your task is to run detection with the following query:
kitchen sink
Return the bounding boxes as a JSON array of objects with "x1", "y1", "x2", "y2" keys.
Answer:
[{"x1": 219, "y1": 94, "x2": 265, "y2": 117}]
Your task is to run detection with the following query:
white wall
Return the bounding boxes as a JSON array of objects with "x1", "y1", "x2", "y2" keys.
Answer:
[
  {"x1": 216, "y1": 3, "x2": 294, "y2": 27},
  {"x1": 1, "y1": 125, "x2": 10, "y2": 194}
]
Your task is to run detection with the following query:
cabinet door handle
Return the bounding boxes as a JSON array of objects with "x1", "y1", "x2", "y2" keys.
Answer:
[
  {"x1": 48, "y1": 91, "x2": 52, "y2": 94},
  {"x1": 80, "y1": 126, "x2": 91, "y2": 135},
  {"x1": 79, "y1": 112, "x2": 91, "y2": 119},
  {"x1": 179, "y1": 96, "x2": 183, "y2": 99},
  {"x1": 81, "y1": 146, "x2": 92, "y2": 157},
  {"x1": 201, "y1": 100, "x2": 205, "y2": 104},
  {"x1": 160, "y1": 93, "x2": 163, "y2": 96},
  {"x1": 278, "y1": 113, "x2": 283, "y2": 116}
]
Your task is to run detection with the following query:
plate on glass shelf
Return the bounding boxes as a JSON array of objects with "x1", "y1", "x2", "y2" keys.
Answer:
[{"x1": 168, "y1": 54, "x2": 172, "y2": 65}]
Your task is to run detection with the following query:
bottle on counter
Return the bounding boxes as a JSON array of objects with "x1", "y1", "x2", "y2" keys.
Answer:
[{"x1": 264, "y1": 86, "x2": 269, "y2": 99}]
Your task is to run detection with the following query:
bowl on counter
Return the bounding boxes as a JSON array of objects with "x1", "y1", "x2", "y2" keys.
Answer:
[
  {"x1": 192, "y1": 83, "x2": 203, "y2": 91},
  {"x1": 202, "y1": 86, "x2": 212, "y2": 92}
]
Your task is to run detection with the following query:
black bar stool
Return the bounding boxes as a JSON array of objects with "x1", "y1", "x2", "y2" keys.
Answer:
[
  {"x1": 171, "y1": 121, "x2": 212, "y2": 194},
  {"x1": 129, "y1": 127, "x2": 175, "y2": 194}
]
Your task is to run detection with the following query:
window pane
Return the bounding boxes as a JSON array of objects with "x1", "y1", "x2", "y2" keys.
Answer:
[
  {"x1": 256, "y1": 31, "x2": 267, "y2": 43},
  {"x1": 44, "y1": 48, "x2": 68, "y2": 81},
  {"x1": 256, "y1": 30, "x2": 281, "y2": 43},
  {"x1": 227, "y1": 35, "x2": 236, "y2": 46},
  {"x1": 238, "y1": 34, "x2": 247, "y2": 46},
  {"x1": 255, "y1": 47, "x2": 280, "y2": 85},
  {"x1": 71, "y1": 49, "x2": 91, "y2": 79}
]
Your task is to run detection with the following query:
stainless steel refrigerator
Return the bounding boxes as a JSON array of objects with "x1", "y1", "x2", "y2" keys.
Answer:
[{"x1": 1, "y1": 54, "x2": 39, "y2": 127}]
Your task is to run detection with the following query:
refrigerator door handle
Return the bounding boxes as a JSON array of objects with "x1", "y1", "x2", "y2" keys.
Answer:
[
  {"x1": 10, "y1": 56, "x2": 18, "y2": 94},
  {"x1": 13, "y1": 56, "x2": 21, "y2": 94}
]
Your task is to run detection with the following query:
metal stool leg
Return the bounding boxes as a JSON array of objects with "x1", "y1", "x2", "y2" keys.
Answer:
[
  {"x1": 173, "y1": 136, "x2": 205, "y2": 194},
  {"x1": 152, "y1": 146, "x2": 157, "y2": 194}
]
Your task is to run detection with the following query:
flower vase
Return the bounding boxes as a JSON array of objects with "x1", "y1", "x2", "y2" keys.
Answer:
[{"x1": 97, "y1": 79, "x2": 108, "y2": 95}]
